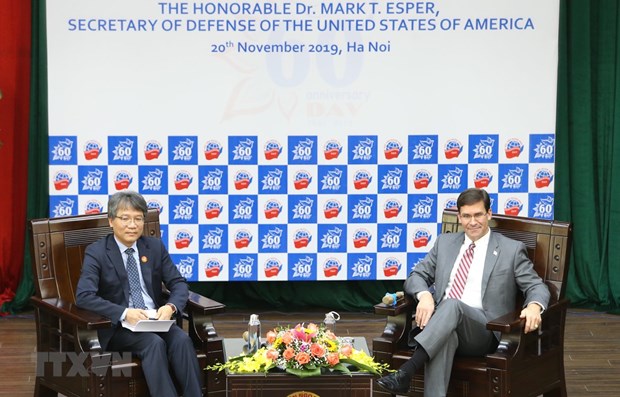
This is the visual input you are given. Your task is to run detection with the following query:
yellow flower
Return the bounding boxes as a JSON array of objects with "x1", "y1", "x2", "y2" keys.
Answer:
[
  {"x1": 322, "y1": 338, "x2": 338, "y2": 352},
  {"x1": 350, "y1": 349, "x2": 374, "y2": 365}
]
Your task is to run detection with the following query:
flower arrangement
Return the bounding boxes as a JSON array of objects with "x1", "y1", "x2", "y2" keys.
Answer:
[{"x1": 207, "y1": 322, "x2": 390, "y2": 378}]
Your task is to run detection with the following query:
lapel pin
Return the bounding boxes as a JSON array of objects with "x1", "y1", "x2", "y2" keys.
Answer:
[
  {"x1": 141, "y1": 256, "x2": 148, "y2": 263},
  {"x1": 493, "y1": 250, "x2": 498, "y2": 256}
]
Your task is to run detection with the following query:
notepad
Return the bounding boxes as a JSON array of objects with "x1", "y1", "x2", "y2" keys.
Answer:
[{"x1": 121, "y1": 310, "x2": 175, "y2": 332}]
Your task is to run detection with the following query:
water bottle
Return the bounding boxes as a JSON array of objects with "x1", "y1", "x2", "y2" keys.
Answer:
[
  {"x1": 323, "y1": 311, "x2": 340, "y2": 332},
  {"x1": 247, "y1": 314, "x2": 261, "y2": 353}
]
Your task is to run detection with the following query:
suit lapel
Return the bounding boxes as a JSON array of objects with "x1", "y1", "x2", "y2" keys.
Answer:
[
  {"x1": 436, "y1": 232, "x2": 465, "y2": 299},
  {"x1": 137, "y1": 238, "x2": 156, "y2": 301},
  {"x1": 106, "y1": 235, "x2": 130, "y2": 304},
  {"x1": 481, "y1": 231, "x2": 500, "y2": 299}
]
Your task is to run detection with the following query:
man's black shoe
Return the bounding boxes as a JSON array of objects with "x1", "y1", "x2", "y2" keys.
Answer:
[{"x1": 376, "y1": 370, "x2": 410, "y2": 394}]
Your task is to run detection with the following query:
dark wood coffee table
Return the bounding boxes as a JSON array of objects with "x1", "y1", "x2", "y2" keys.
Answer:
[{"x1": 223, "y1": 337, "x2": 374, "y2": 397}]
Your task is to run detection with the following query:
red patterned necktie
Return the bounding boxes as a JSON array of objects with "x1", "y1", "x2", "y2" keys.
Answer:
[{"x1": 448, "y1": 242, "x2": 476, "y2": 299}]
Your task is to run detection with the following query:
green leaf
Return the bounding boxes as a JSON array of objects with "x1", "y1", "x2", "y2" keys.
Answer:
[
  {"x1": 330, "y1": 363, "x2": 352, "y2": 376},
  {"x1": 285, "y1": 367, "x2": 321, "y2": 378},
  {"x1": 227, "y1": 354, "x2": 250, "y2": 362}
]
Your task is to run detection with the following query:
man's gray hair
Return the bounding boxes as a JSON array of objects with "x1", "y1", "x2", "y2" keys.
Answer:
[{"x1": 107, "y1": 191, "x2": 148, "y2": 219}]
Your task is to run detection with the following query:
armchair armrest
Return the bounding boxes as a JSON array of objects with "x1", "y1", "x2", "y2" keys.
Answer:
[
  {"x1": 486, "y1": 298, "x2": 570, "y2": 369},
  {"x1": 30, "y1": 296, "x2": 112, "y2": 355},
  {"x1": 161, "y1": 288, "x2": 225, "y2": 317},
  {"x1": 30, "y1": 296, "x2": 112, "y2": 330},
  {"x1": 186, "y1": 291, "x2": 226, "y2": 315},
  {"x1": 182, "y1": 291, "x2": 226, "y2": 348},
  {"x1": 486, "y1": 298, "x2": 569, "y2": 334},
  {"x1": 486, "y1": 310, "x2": 524, "y2": 334},
  {"x1": 373, "y1": 295, "x2": 416, "y2": 361},
  {"x1": 374, "y1": 294, "x2": 415, "y2": 317}
]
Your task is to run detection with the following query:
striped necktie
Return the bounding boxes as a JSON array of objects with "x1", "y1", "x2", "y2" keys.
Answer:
[{"x1": 448, "y1": 242, "x2": 476, "y2": 299}]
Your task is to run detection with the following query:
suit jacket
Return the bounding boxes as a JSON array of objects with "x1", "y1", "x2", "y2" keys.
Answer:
[
  {"x1": 76, "y1": 234, "x2": 188, "y2": 350},
  {"x1": 404, "y1": 230, "x2": 549, "y2": 326}
]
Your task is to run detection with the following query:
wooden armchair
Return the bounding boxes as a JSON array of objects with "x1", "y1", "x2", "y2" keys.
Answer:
[
  {"x1": 30, "y1": 209, "x2": 227, "y2": 397},
  {"x1": 373, "y1": 209, "x2": 572, "y2": 397}
]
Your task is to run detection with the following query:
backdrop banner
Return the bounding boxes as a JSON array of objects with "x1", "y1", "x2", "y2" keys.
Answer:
[{"x1": 46, "y1": 0, "x2": 559, "y2": 282}]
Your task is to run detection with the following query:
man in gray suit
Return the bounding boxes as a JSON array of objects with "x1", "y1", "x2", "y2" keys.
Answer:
[{"x1": 376, "y1": 188, "x2": 548, "y2": 396}]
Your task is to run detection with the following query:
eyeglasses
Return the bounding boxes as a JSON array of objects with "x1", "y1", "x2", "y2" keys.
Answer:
[
  {"x1": 116, "y1": 215, "x2": 145, "y2": 226},
  {"x1": 459, "y1": 212, "x2": 488, "y2": 223}
]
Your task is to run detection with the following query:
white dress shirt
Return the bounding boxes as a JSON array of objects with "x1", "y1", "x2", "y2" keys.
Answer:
[
  {"x1": 114, "y1": 237, "x2": 156, "y2": 320},
  {"x1": 442, "y1": 229, "x2": 491, "y2": 309}
]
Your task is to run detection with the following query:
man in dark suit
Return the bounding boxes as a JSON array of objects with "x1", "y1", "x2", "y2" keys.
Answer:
[
  {"x1": 76, "y1": 191, "x2": 202, "y2": 397},
  {"x1": 376, "y1": 188, "x2": 549, "y2": 397}
]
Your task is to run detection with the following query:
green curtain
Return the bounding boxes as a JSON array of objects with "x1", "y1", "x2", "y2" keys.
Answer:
[
  {"x1": 190, "y1": 280, "x2": 402, "y2": 311},
  {"x1": 555, "y1": 0, "x2": 620, "y2": 313},
  {"x1": 13, "y1": 0, "x2": 620, "y2": 313},
  {"x1": 2, "y1": 0, "x2": 48, "y2": 313}
]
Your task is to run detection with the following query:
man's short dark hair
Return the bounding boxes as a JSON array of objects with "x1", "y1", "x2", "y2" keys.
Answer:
[
  {"x1": 456, "y1": 188, "x2": 491, "y2": 212},
  {"x1": 107, "y1": 191, "x2": 148, "y2": 219}
]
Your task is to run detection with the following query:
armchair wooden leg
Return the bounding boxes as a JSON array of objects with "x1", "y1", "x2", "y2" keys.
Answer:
[
  {"x1": 543, "y1": 386, "x2": 567, "y2": 397},
  {"x1": 34, "y1": 379, "x2": 57, "y2": 397}
]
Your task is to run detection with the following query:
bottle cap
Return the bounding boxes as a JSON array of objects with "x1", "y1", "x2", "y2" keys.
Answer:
[{"x1": 250, "y1": 314, "x2": 259, "y2": 323}]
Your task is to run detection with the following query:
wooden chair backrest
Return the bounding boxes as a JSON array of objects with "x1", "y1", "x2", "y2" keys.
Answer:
[
  {"x1": 30, "y1": 209, "x2": 161, "y2": 302},
  {"x1": 441, "y1": 209, "x2": 572, "y2": 300}
]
